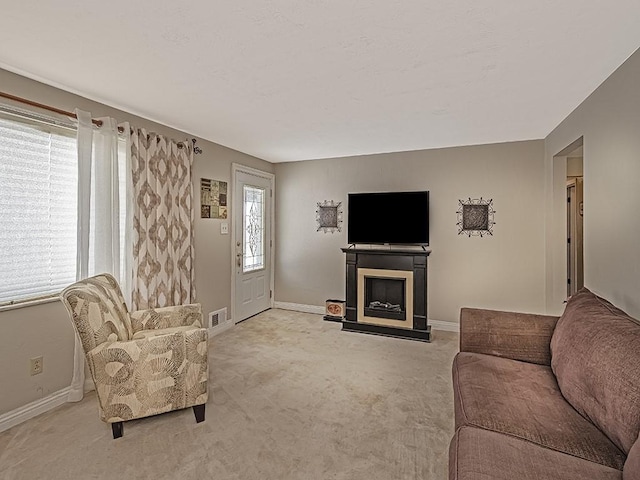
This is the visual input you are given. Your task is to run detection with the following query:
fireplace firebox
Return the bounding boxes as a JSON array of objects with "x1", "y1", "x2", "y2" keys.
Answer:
[
  {"x1": 341, "y1": 248, "x2": 431, "y2": 342},
  {"x1": 364, "y1": 275, "x2": 407, "y2": 320}
]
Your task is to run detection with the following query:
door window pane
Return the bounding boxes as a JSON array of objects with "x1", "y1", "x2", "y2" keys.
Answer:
[{"x1": 243, "y1": 185, "x2": 265, "y2": 272}]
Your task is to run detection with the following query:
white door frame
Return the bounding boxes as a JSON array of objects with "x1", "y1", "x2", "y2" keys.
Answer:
[{"x1": 230, "y1": 163, "x2": 275, "y2": 324}]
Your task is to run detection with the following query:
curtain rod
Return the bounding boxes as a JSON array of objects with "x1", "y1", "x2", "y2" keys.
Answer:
[
  {"x1": 0, "y1": 90, "x2": 188, "y2": 149},
  {"x1": 0, "y1": 90, "x2": 108, "y2": 128}
]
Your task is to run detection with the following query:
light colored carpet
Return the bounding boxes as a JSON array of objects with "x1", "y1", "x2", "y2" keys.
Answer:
[{"x1": 0, "y1": 309, "x2": 459, "y2": 480}]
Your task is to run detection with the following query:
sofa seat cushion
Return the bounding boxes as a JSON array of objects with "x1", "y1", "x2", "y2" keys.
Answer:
[
  {"x1": 450, "y1": 426, "x2": 622, "y2": 480},
  {"x1": 453, "y1": 352, "x2": 626, "y2": 469},
  {"x1": 551, "y1": 287, "x2": 640, "y2": 454},
  {"x1": 624, "y1": 435, "x2": 640, "y2": 480},
  {"x1": 132, "y1": 325, "x2": 199, "y2": 340}
]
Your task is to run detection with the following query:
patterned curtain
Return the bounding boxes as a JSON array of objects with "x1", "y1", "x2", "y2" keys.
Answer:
[{"x1": 130, "y1": 128, "x2": 195, "y2": 310}]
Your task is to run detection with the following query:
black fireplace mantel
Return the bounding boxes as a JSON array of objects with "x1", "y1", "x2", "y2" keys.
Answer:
[{"x1": 340, "y1": 247, "x2": 431, "y2": 342}]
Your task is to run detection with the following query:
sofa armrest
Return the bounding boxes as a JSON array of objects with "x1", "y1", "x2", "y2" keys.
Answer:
[
  {"x1": 460, "y1": 308, "x2": 559, "y2": 365},
  {"x1": 130, "y1": 304, "x2": 203, "y2": 332}
]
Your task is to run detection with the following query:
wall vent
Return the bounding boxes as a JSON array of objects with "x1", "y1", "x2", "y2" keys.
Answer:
[{"x1": 208, "y1": 307, "x2": 228, "y2": 329}]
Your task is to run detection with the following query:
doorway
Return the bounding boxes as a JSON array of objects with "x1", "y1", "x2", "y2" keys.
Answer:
[
  {"x1": 565, "y1": 145, "x2": 584, "y2": 297},
  {"x1": 231, "y1": 164, "x2": 274, "y2": 323}
]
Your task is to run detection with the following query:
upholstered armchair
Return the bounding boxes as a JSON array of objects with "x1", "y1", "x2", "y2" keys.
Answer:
[{"x1": 60, "y1": 274, "x2": 208, "y2": 439}]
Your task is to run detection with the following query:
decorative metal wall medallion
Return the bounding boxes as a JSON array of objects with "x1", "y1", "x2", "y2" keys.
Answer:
[
  {"x1": 316, "y1": 200, "x2": 343, "y2": 233},
  {"x1": 457, "y1": 197, "x2": 496, "y2": 237}
]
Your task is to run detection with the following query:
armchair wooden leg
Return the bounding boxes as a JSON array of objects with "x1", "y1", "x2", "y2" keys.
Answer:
[
  {"x1": 193, "y1": 404, "x2": 206, "y2": 423},
  {"x1": 111, "y1": 421, "x2": 123, "y2": 439}
]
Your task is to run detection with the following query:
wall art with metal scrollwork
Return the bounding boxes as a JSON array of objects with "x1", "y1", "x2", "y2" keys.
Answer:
[
  {"x1": 316, "y1": 200, "x2": 343, "y2": 233},
  {"x1": 456, "y1": 197, "x2": 496, "y2": 237}
]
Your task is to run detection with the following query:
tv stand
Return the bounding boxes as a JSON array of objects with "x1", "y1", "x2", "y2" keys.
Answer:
[{"x1": 340, "y1": 247, "x2": 431, "y2": 342}]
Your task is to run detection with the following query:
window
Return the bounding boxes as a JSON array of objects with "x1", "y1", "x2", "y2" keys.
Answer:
[
  {"x1": 0, "y1": 113, "x2": 78, "y2": 305},
  {"x1": 0, "y1": 112, "x2": 128, "y2": 306}
]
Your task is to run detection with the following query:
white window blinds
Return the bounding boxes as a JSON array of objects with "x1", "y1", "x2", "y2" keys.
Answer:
[{"x1": 0, "y1": 114, "x2": 78, "y2": 304}]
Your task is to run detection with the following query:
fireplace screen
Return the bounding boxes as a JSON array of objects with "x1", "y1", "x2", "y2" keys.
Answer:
[{"x1": 365, "y1": 276, "x2": 406, "y2": 320}]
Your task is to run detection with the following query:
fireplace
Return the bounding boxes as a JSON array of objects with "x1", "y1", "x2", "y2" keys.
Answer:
[
  {"x1": 341, "y1": 248, "x2": 431, "y2": 342},
  {"x1": 357, "y1": 268, "x2": 413, "y2": 328}
]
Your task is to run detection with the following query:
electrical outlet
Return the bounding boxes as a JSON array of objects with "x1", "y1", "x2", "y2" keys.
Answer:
[
  {"x1": 30, "y1": 356, "x2": 43, "y2": 376},
  {"x1": 220, "y1": 222, "x2": 229, "y2": 235}
]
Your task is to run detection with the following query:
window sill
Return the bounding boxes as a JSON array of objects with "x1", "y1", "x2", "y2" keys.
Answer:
[{"x1": 0, "y1": 295, "x2": 60, "y2": 313}]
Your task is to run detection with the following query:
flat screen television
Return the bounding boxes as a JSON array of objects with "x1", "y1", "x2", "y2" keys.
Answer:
[{"x1": 347, "y1": 191, "x2": 429, "y2": 245}]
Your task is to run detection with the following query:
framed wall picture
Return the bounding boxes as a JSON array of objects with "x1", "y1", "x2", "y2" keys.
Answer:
[{"x1": 201, "y1": 178, "x2": 228, "y2": 219}]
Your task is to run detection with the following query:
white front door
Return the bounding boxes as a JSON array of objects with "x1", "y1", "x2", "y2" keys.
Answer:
[{"x1": 232, "y1": 165, "x2": 274, "y2": 322}]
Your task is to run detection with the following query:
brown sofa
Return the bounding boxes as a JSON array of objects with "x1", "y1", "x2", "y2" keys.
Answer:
[{"x1": 449, "y1": 288, "x2": 640, "y2": 480}]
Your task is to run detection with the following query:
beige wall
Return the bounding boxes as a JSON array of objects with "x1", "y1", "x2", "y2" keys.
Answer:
[
  {"x1": 274, "y1": 140, "x2": 547, "y2": 323},
  {"x1": 544, "y1": 47, "x2": 640, "y2": 318},
  {"x1": 0, "y1": 68, "x2": 273, "y2": 414},
  {"x1": 566, "y1": 156, "x2": 583, "y2": 177}
]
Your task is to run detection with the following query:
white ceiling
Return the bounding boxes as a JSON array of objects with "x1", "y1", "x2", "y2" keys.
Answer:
[{"x1": 1, "y1": 1, "x2": 639, "y2": 163}]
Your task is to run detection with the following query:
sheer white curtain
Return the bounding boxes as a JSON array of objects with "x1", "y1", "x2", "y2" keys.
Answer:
[{"x1": 68, "y1": 110, "x2": 131, "y2": 402}]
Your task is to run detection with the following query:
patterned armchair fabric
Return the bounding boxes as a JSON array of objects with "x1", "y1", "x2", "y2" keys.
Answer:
[
  {"x1": 130, "y1": 304, "x2": 203, "y2": 332},
  {"x1": 60, "y1": 274, "x2": 208, "y2": 433}
]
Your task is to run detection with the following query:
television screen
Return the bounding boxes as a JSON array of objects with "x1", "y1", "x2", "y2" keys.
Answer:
[{"x1": 347, "y1": 191, "x2": 429, "y2": 245}]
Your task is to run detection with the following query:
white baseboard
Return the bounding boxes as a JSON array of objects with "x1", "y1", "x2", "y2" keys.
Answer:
[
  {"x1": 274, "y1": 301, "x2": 460, "y2": 332},
  {"x1": 274, "y1": 301, "x2": 325, "y2": 315},
  {"x1": 0, "y1": 387, "x2": 71, "y2": 433},
  {"x1": 429, "y1": 319, "x2": 460, "y2": 332}
]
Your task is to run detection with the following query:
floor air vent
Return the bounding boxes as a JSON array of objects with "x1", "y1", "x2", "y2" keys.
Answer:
[{"x1": 208, "y1": 308, "x2": 228, "y2": 329}]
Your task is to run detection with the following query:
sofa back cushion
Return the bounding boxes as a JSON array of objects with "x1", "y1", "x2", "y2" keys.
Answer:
[
  {"x1": 551, "y1": 287, "x2": 640, "y2": 454},
  {"x1": 60, "y1": 274, "x2": 132, "y2": 352}
]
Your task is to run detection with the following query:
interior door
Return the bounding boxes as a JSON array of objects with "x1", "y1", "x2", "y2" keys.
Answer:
[
  {"x1": 566, "y1": 177, "x2": 584, "y2": 297},
  {"x1": 233, "y1": 167, "x2": 273, "y2": 322}
]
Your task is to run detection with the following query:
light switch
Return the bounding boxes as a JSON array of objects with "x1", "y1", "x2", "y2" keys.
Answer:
[{"x1": 220, "y1": 222, "x2": 229, "y2": 235}]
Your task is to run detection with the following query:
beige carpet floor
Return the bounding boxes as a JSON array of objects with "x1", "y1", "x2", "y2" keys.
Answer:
[{"x1": 0, "y1": 309, "x2": 459, "y2": 480}]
